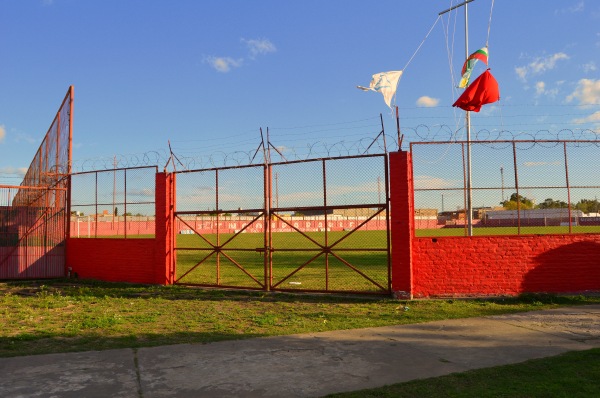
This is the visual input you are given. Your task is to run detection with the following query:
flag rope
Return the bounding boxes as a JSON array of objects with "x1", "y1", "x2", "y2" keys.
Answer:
[
  {"x1": 486, "y1": 0, "x2": 496, "y2": 48},
  {"x1": 402, "y1": 15, "x2": 442, "y2": 72}
]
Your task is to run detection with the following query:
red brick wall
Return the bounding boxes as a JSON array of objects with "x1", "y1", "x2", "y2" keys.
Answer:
[
  {"x1": 389, "y1": 150, "x2": 600, "y2": 298},
  {"x1": 66, "y1": 238, "x2": 157, "y2": 284},
  {"x1": 411, "y1": 234, "x2": 600, "y2": 298},
  {"x1": 65, "y1": 172, "x2": 174, "y2": 285},
  {"x1": 155, "y1": 172, "x2": 175, "y2": 284},
  {"x1": 389, "y1": 151, "x2": 414, "y2": 298}
]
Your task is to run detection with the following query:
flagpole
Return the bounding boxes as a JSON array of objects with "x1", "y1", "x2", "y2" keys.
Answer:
[
  {"x1": 439, "y1": 0, "x2": 475, "y2": 236},
  {"x1": 464, "y1": 2, "x2": 474, "y2": 236}
]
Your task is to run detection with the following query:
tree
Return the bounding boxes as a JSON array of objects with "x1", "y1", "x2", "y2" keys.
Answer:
[
  {"x1": 574, "y1": 198, "x2": 600, "y2": 214},
  {"x1": 501, "y1": 193, "x2": 534, "y2": 210},
  {"x1": 536, "y1": 198, "x2": 568, "y2": 209},
  {"x1": 114, "y1": 207, "x2": 119, "y2": 216}
]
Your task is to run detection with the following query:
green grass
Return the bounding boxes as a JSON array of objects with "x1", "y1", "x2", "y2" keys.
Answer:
[
  {"x1": 326, "y1": 348, "x2": 600, "y2": 398},
  {"x1": 416, "y1": 225, "x2": 600, "y2": 237},
  {"x1": 175, "y1": 230, "x2": 390, "y2": 293},
  {"x1": 2, "y1": 279, "x2": 599, "y2": 358}
]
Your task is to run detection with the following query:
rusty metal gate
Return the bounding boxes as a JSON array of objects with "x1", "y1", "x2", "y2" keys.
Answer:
[{"x1": 173, "y1": 154, "x2": 391, "y2": 295}]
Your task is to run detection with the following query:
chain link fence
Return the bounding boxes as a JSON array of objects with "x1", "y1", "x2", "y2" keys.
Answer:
[
  {"x1": 69, "y1": 166, "x2": 157, "y2": 238},
  {"x1": 411, "y1": 140, "x2": 600, "y2": 236}
]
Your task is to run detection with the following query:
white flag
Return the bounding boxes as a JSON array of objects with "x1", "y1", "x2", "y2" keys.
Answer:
[{"x1": 357, "y1": 70, "x2": 403, "y2": 108}]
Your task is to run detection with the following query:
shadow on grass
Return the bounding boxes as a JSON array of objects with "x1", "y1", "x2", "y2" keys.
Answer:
[
  {"x1": 3, "y1": 279, "x2": 600, "y2": 359},
  {"x1": 0, "y1": 330, "x2": 268, "y2": 358},
  {"x1": 2, "y1": 278, "x2": 598, "y2": 306},
  {"x1": 0, "y1": 278, "x2": 393, "y2": 304}
]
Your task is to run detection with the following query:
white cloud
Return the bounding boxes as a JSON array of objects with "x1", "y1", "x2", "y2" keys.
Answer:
[
  {"x1": 0, "y1": 166, "x2": 28, "y2": 176},
  {"x1": 416, "y1": 96, "x2": 439, "y2": 107},
  {"x1": 534, "y1": 81, "x2": 558, "y2": 98},
  {"x1": 573, "y1": 111, "x2": 600, "y2": 124},
  {"x1": 0, "y1": 125, "x2": 5, "y2": 143},
  {"x1": 242, "y1": 38, "x2": 276, "y2": 59},
  {"x1": 566, "y1": 79, "x2": 600, "y2": 105},
  {"x1": 515, "y1": 52, "x2": 569, "y2": 82},
  {"x1": 414, "y1": 175, "x2": 457, "y2": 190},
  {"x1": 523, "y1": 161, "x2": 561, "y2": 167},
  {"x1": 515, "y1": 66, "x2": 527, "y2": 81},
  {"x1": 555, "y1": 1, "x2": 584, "y2": 14},
  {"x1": 204, "y1": 37, "x2": 275, "y2": 73},
  {"x1": 14, "y1": 132, "x2": 37, "y2": 144},
  {"x1": 535, "y1": 81, "x2": 546, "y2": 95},
  {"x1": 204, "y1": 56, "x2": 243, "y2": 73},
  {"x1": 583, "y1": 62, "x2": 597, "y2": 73}
]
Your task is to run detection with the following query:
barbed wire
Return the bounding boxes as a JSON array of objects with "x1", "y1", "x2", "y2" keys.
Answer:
[{"x1": 70, "y1": 127, "x2": 599, "y2": 172}]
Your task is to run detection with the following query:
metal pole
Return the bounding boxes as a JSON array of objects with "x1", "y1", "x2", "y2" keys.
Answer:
[
  {"x1": 438, "y1": 0, "x2": 475, "y2": 15},
  {"x1": 500, "y1": 166, "x2": 505, "y2": 202},
  {"x1": 439, "y1": 0, "x2": 475, "y2": 236},
  {"x1": 512, "y1": 142, "x2": 521, "y2": 235},
  {"x1": 564, "y1": 142, "x2": 572, "y2": 233},
  {"x1": 464, "y1": 2, "x2": 474, "y2": 236}
]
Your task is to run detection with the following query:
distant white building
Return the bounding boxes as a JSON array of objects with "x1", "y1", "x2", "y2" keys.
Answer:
[
  {"x1": 483, "y1": 208, "x2": 584, "y2": 227},
  {"x1": 484, "y1": 208, "x2": 583, "y2": 220}
]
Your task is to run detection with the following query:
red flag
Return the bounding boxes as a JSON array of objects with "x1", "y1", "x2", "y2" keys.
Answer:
[{"x1": 453, "y1": 70, "x2": 499, "y2": 112}]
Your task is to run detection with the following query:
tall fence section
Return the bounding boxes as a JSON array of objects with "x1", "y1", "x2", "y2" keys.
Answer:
[
  {"x1": 69, "y1": 166, "x2": 157, "y2": 238},
  {"x1": 411, "y1": 140, "x2": 600, "y2": 235},
  {"x1": 0, "y1": 86, "x2": 73, "y2": 279}
]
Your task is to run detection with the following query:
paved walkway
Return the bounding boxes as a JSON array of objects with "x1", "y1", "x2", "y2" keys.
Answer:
[{"x1": 2, "y1": 305, "x2": 600, "y2": 397}]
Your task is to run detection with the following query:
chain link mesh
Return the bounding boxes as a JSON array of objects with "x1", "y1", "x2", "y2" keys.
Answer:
[
  {"x1": 411, "y1": 140, "x2": 600, "y2": 236},
  {"x1": 70, "y1": 166, "x2": 157, "y2": 238}
]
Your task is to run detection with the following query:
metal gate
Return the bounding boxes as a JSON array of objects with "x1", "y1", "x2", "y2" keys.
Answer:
[{"x1": 173, "y1": 154, "x2": 391, "y2": 295}]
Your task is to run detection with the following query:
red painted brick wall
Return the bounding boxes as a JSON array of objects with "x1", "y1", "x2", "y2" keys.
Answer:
[
  {"x1": 389, "y1": 150, "x2": 600, "y2": 298},
  {"x1": 65, "y1": 173, "x2": 174, "y2": 285},
  {"x1": 155, "y1": 172, "x2": 175, "y2": 284},
  {"x1": 66, "y1": 238, "x2": 157, "y2": 284},
  {"x1": 389, "y1": 151, "x2": 414, "y2": 298},
  {"x1": 411, "y1": 234, "x2": 600, "y2": 298}
]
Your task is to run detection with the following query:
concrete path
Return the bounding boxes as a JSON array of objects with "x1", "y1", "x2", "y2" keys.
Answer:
[{"x1": 2, "y1": 305, "x2": 600, "y2": 398}]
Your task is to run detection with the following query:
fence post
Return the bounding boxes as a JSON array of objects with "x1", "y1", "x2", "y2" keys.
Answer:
[
  {"x1": 389, "y1": 151, "x2": 414, "y2": 299},
  {"x1": 155, "y1": 172, "x2": 175, "y2": 284}
]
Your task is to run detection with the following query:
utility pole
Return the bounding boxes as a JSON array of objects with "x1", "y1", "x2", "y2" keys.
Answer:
[
  {"x1": 439, "y1": 0, "x2": 475, "y2": 236},
  {"x1": 113, "y1": 155, "x2": 117, "y2": 225},
  {"x1": 275, "y1": 172, "x2": 279, "y2": 208},
  {"x1": 500, "y1": 166, "x2": 505, "y2": 203}
]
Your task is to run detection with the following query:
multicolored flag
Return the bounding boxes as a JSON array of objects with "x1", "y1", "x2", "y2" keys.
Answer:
[
  {"x1": 357, "y1": 70, "x2": 403, "y2": 109},
  {"x1": 453, "y1": 69, "x2": 499, "y2": 112},
  {"x1": 458, "y1": 47, "x2": 488, "y2": 88}
]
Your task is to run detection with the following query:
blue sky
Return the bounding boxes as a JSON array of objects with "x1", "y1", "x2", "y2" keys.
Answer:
[{"x1": 1, "y1": 0, "x2": 599, "y2": 185}]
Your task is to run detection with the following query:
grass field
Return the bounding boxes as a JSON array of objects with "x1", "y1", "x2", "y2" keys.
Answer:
[
  {"x1": 326, "y1": 347, "x2": 600, "y2": 398},
  {"x1": 1, "y1": 279, "x2": 599, "y2": 360},
  {"x1": 416, "y1": 225, "x2": 600, "y2": 237},
  {"x1": 175, "y1": 230, "x2": 390, "y2": 293}
]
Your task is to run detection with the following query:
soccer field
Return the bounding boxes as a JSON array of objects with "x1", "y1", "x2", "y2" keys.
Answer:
[{"x1": 175, "y1": 230, "x2": 390, "y2": 293}]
